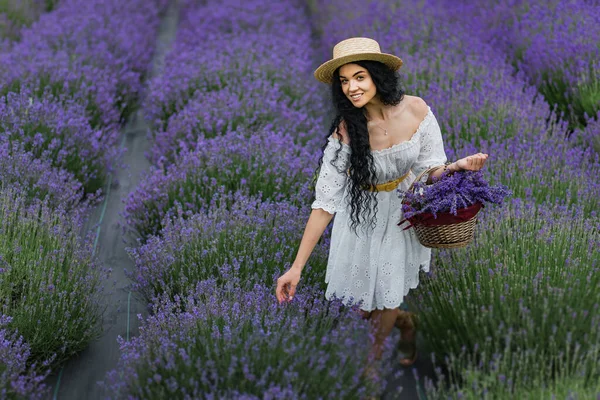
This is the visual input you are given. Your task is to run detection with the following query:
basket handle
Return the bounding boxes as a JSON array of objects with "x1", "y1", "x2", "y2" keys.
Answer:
[
  {"x1": 405, "y1": 165, "x2": 445, "y2": 194},
  {"x1": 399, "y1": 165, "x2": 444, "y2": 229}
]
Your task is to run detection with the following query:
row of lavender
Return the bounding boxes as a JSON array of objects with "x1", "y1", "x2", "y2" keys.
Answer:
[
  {"x1": 311, "y1": 0, "x2": 599, "y2": 397},
  {"x1": 103, "y1": 0, "x2": 404, "y2": 398},
  {"x1": 0, "y1": 0, "x2": 167, "y2": 397},
  {"x1": 439, "y1": 0, "x2": 600, "y2": 147}
]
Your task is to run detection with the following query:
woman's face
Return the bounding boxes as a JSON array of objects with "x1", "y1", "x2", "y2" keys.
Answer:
[{"x1": 338, "y1": 63, "x2": 377, "y2": 107}]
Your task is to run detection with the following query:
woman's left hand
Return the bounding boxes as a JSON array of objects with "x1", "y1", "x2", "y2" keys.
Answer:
[{"x1": 455, "y1": 153, "x2": 488, "y2": 172}]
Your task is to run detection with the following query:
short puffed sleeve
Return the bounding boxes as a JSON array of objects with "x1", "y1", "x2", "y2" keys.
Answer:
[
  {"x1": 411, "y1": 108, "x2": 448, "y2": 178},
  {"x1": 311, "y1": 137, "x2": 351, "y2": 215}
]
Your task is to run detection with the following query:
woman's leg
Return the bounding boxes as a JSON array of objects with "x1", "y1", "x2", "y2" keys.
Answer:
[
  {"x1": 359, "y1": 309, "x2": 372, "y2": 320},
  {"x1": 366, "y1": 308, "x2": 398, "y2": 362},
  {"x1": 362, "y1": 308, "x2": 418, "y2": 362},
  {"x1": 396, "y1": 309, "x2": 418, "y2": 366},
  {"x1": 361, "y1": 308, "x2": 397, "y2": 397}
]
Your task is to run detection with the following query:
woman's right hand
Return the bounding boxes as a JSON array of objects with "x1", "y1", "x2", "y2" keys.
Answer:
[{"x1": 276, "y1": 266, "x2": 302, "y2": 304}]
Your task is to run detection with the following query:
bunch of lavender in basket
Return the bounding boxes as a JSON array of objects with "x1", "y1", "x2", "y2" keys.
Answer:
[{"x1": 398, "y1": 170, "x2": 511, "y2": 219}]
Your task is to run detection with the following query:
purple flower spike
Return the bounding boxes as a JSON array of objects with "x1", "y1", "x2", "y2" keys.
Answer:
[
  {"x1": 102, "y1": 281, "x2": 385, "y2": 399},
  {"x1": 398, "y1": 170, "x2": 511, "y2": 219},
  {"x1": 0, "y1": 315, "x2": 51, "y2": 399}
]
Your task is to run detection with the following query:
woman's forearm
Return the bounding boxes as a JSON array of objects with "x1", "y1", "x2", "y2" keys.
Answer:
[{"x1": 292, "y1": 208, "x2": 335, "y2": 272}]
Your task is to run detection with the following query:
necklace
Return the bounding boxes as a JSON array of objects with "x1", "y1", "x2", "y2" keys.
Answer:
[
  {"x1": 371, "y1": 121, "x2": 388, "y2": 135},
  {"x1": 366, "y1": 109, "x2": 391, "y2": 135}
]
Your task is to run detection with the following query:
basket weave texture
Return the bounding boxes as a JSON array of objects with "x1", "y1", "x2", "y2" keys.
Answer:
[
  {"x1": 413, "y1": 217, "x2": 478, "y2": 249},
  {"x1": 402, "y1": 166, "x2": 481, "y2": 249}
]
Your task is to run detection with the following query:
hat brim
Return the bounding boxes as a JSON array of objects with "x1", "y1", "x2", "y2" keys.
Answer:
[{"x1": 314, "y1": 52, "x2": 403, "y2": 84}]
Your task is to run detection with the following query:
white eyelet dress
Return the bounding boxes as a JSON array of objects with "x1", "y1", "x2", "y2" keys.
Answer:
[{"x1": 311, "y1": 106, "x2": 448, "y2": 312}]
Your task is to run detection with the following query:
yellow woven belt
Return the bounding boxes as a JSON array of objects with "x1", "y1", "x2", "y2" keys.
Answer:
[{"x1": 366, "y1": 171, "x2": 411, "y2": 192}]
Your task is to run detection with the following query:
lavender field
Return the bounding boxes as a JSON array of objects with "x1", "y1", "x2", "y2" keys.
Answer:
[{"x1": 0, "y1": 0, "x2": 598, "y2": 399}]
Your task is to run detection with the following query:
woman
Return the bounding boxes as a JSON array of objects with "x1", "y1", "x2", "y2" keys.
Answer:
[{"x1": 275, "y1": 37, "x2": 488, "y2": 372}]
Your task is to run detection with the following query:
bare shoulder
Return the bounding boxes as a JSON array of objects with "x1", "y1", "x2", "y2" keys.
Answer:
[
  {"x1": 331, "y1": 119, "x2": 350, "y2": 145},
  {"x1": 406, "y1": 96, "x2": 429, "y2": 121}
]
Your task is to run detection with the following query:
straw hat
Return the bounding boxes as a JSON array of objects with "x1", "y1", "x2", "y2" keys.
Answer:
[{"x1": 314, "y1": 37, "x2": 403, "y2": 84}]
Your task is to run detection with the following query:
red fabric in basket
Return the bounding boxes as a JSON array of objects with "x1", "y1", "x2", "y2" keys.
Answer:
[{"x1": 398, "y1": 202, "x2": 483, "y2": 230}]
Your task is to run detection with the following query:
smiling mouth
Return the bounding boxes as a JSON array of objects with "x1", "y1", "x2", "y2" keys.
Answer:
[{"x1": 350, "y1": 93, "x2": 363, "y2": 101}]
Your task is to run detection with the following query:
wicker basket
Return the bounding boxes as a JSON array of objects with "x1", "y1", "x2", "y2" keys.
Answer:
[{"x1": 400, "y1": 166, "x2": 481, "y2": 249}]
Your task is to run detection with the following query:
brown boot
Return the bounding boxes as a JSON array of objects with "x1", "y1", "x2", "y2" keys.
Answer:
[{"x1": 395, "y1": 309, "x2": 418, "y2": 366}]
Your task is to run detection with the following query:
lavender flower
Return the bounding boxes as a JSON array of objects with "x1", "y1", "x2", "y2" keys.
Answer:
[
  {"x1": 437, "y1": 0, "x2": 600, "y2": 129},
  {"x1": 123, "y1": 129, "x2": 316, "y2": 241},
  {"x1": 142, "y1": 0, "x2": 325, "y2": 167},
  {"x1": 101, "y1": 280, "x2": 387, "y2": 399},
  {"x1": 1, "y1": 0, "x2": 168, "y2": 127},
  {"x1": 126, "y1": 193, "x2": 329, "y2": 303},
  {"x1": 0, "y1": 90, "x2": 121, "y2": 193},
  {"x1": 0, "y1": 315, "x2": 50, "y2": 400},
  {"x1": 398, "y1": 170, "x2": 511, "y2": 219},
  {"x1": 0, "y1": 188, "x2": 109, "y2": 368},
  {"x1": 0, "y1": 141, "x2": 96, "y2": 214}
]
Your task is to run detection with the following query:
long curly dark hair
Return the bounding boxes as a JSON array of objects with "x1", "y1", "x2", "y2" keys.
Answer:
[{"x1": 316, "y1": 60, "x2": 405, "y2": 236}]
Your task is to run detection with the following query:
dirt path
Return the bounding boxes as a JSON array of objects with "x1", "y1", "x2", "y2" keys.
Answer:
[{"x1": 46, "y1": 2, "x2": 180, "y2": 398}]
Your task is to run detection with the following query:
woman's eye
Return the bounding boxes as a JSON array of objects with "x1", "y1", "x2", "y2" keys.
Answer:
[{"x1": 357, "y1": 76, "x2": 364, "y2": 80}]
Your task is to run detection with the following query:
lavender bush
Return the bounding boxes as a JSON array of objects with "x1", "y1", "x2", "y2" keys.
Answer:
[
  {"x1": 0, "y1": 188, "x2": 109, "y2": 368},
  {"x1": 144, "y1": 0, "x2": 317, "y2": 128},
  {"x1": 0, "y1": 0, "x2": 170, "y2": 204},
  {"x1": 0, "y1": 0, "x2": 167, "y2": 128},
  {"x1": 0, "y1": 315, "x2": 50, "y2": 400},
  {"x1": 454, "y1": 130, "x2": 600, "y2": 217},
  {"x1": 574, "y1": 110, "x2": 600, "y2": 155},
  {"x1": 421, "y1": 345, "x2": 600, "y2": 399},
  {"x1": 408, "y1": 198, "x2": 599, "y2": 396},
  {"x1": 398, "y1": 170, "x2": 510, "y2": 219},
  {"x1": 0, "y1": 0, "x2": 171, "y2": 392},
  {"x1": 149, "y1": 86, "x2": 320, "y2": 165},
  {"x1": 127, "y1": 193, "x2": 329, "y2": 304},
  {"x1": 438, "y1": 0, "x2": 600, "y2": 130},
  {"x1": 143, "y1": 0, "x2": 325, "y2": 165},
  {"x1": 0, "y1": 91, "x2": 119, "y2": 193},
  {"x1": 0, "y1": 142, "x2": 93, "y2": 214},
  {"x1": 123, "y1": 129, "x2": 315, "y2": 241},
  {"x1": 102, "y1": 279, "x2": 399, "y2": 399}
]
